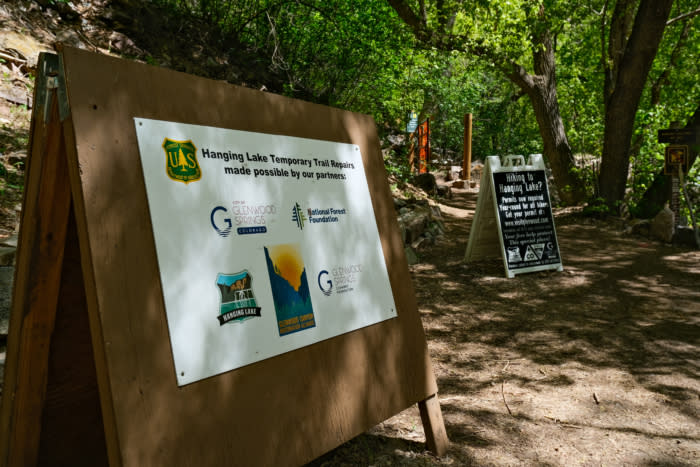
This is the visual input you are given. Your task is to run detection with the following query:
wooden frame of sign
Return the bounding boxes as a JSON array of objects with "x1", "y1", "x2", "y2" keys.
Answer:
[
  {"x1": 465, "y1": 155, "x2": 563, "y2": 278},
  {"x1": 0, "y1": 46, "x2": 447, "y2": 466}
]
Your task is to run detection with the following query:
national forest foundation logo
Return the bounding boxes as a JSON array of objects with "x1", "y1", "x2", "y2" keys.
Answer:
[
  {"x1": 216, "y1": 271, "x2": 261, "y2": 325},
  {"x1": 163, "y1": 138, "x2": 202, "y2": 184},
  {"x1": 291, "y1": 202, "x2": 306, "y2": 230}
]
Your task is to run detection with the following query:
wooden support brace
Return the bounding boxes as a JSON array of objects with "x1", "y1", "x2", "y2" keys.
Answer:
[
  {"x1": 0, "y1": 78, "x2": 73, "y2": 466},
  {"x1": 418, "y1": 393, "x2": 449, "y2": 456}
]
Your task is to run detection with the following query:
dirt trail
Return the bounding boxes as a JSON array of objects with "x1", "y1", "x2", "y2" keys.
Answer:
[{"x1": 310, "y1": 188, "x2": 700, "y2": 466}]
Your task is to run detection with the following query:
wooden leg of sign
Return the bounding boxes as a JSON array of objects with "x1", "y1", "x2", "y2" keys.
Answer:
[
  {"x1": 0, "y1": 94, "x2": 72, "y2": 466},
  {"x1": 418, "y1": 393, "x2": 449, "y2": 456},
  {"x1": 36, "y1": 209, "x2": 109, "y2": 466}
]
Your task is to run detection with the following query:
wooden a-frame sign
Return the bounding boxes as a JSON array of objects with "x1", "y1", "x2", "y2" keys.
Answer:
[
  {"x1": 465, "y1": 155, "x2": 563, "y2": 278},
  {"x1": 0, "y1": 46, "x2": 447, "y2": 466}
]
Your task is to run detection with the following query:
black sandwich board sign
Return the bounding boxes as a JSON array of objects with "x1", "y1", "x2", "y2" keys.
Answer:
[{"x1": 465, "y1": 155, "x2": 563, "y2": 278}]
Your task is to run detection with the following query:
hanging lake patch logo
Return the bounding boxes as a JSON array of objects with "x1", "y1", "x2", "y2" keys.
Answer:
[
  {"x1": 216, "y1": 270, "x2": 261, "y2": 326},
  {"x1": 162, "y1": 138, "x2": 201, "y2": 184}
]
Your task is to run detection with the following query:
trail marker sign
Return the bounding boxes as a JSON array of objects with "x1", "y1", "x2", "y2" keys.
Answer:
[
  {"x1": 465, "y1": 155, "x2": 563, "y2": 278},
  {"x1": 664, "y1": 145, "x2": 690, "y2": 175},
  {"x1": 406, "y1": 111, "x2": 418, "y2": 133},
  {"x1": 657, "y1": 128, "x2": 697, "y2": 145},
  {"x1": 0, "y1": 46, "x2": 447, "y2": 466}
]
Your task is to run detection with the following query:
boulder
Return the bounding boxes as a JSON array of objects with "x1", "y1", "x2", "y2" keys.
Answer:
[
  {"x1": 436, "y1": 184, "x2": 452, "y2": 199},
  {"x1": 404, "y1": 247, "x2": 419, "y2": 265},
  {"x1": 650, "y1": 206, "x2": 675, "y2": 243},
  {"x1": 412, "y1": 173, "x2": 437, "y2": 196},
  {"x1": 673, "y1": 226, "x2": 699, "y2": 248},
  {"x1": 398, "y1": 205, "x2": 430, "y2": 244}
]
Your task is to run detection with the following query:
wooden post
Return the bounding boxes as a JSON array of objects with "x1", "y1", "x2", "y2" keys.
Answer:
[
  {"x1": 418, "y1": 394, "x2": 449, "y2": 456},
  {"x1": 408, "y1": 132, "x2": 416, "y2": 174},
  {"x1": 0, "y1": 55, "x2": 74, "y2": 467},
  {"x1": 678, "y1": 166, "x2": 700, "y2": 248},
  {"x1": 671, "y1": 168, "x2": 681, "y2": 227},
  {"x1": 463, "y1": 114, "x2": 472, "y2": 183}
]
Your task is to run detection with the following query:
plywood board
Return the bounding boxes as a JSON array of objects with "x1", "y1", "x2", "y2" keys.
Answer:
[{"x1": 56, "y1": 46, "x2": 438, "y2": 466}]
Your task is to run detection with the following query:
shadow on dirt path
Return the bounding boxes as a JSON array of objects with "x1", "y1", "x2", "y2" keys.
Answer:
[{"x1": 311, "y1": 188, "x2": 700, "y2": 466}]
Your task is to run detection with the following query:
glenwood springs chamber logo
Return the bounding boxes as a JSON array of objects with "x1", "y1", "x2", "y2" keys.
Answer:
[
  {"x1": 162, "y1": 138, "x2": 202, "y2": 184},
  {"x1": 317, "y1": 264, "x2": 362, "y2": 296},
  {"x1": 216, "y1": 271, "x2": 261, "y2": 325}
]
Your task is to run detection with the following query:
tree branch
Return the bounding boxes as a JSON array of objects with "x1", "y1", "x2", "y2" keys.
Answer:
[
  {"x1": 387, "y1": 0, "x2": 428, "y2": 40},
  {"x1": 667, "y1": 7, "x2": 700, "y2": 26}
]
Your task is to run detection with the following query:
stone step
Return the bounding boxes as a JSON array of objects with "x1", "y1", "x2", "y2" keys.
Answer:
[
  {"x1": 1, "y1": 266, "x2": 12, "y2": 337},
  {"x1": 0, "y1": 234, "x2": 17, "y2": 267}
]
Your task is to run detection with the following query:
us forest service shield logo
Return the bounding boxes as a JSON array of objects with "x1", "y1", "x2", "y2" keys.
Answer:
[{"x1": 162, "y1": 138, "x2": 201, "y2": 183}]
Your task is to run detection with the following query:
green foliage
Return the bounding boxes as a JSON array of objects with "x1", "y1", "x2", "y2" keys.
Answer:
[
  {"x1": 10, "y1": 0, "x2": 700, "y2": 212},
  {"x1": 582, "y1": 197, "x2": 611, "y2": 218}
]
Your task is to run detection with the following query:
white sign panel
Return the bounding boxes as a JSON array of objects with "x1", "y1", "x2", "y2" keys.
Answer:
[{"x1": 134, "y1": 118, "x2": 397, "y2": 385}]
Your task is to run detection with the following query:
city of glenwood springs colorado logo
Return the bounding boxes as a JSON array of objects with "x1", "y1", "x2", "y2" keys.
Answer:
[
  {"x1": 211, "y1": 200, "x2": 276, "y2": 237},
  {"x1": 216, "y1": 270, "x2": 261, "y2": 326},
  {"x1": 291, "y1": 201, "x2": 348, "y2": 230},
  {"x1": 162, "y1": 138, "x2": 201, "y2": 183}
]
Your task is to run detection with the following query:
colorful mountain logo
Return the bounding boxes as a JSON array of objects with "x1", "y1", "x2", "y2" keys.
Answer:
[
  {"x1": 264, "y1": 244, "x2": 315, "y2": 336},
  {"x1": 216, "y1": 270, "x2": 261, "y2": 325},
  {"x1": 162, "y1": 138, "x2": 201, "y2": 184}
]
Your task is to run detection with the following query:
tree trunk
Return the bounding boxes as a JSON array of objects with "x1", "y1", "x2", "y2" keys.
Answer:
[
  {"x1": 506, "y1": 29, "x2": 585, "y2": 205},
  {"x1": 598, "y1": 0, "x2": 674, "y2": 212},
  {"x1": 388, "y1": 0, "x2": 586, "y2": 204}
]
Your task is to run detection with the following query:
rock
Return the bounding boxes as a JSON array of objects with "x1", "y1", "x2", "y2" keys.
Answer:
[
  {"x1": 404, "y1": 247, "x2": 419, "y2": 265},
  {"x1": 14, "y1": 205, "x2": 21, "y2": 233},
  {"x1": 626, "y1": 219, "x2": 650, "y2": 237},
  {"x1": 411, "y1": 237, "x2": 426, "y2": 249},
  {"x1": 393, "y1": 198, "x2": 407, "y2": 209},
  {"x1": 412, "y1": 172, "x2": 437, "y2": 196},
  {"x1": 55, "y1": 29, "x2": 85, "y2": 49},
  {"x1": 436, "y1": 184, "x2": 452, "y2": 199},
  {"x1": 428, "y1": 221, "x2": 445, "y2": 237},
  {"x1": 6, "y1": 151, "x2": 26, "y2": 169},
  {"x1": 673, "y1": 226, "x2": 699, "y2": 248},
  {"x1": 108, "y1": 31, "x2": 144, "y2": 57},
  {"x1": 0, "y1": 235, "x2": 17, "y2": 248},
  {"x1": 0, "y1": 266, "x2": 13, "y2": 336},
  {"x1": 650, "y1": 206, "x2": 675, "y2": 243},
  {"x1": 0, "y1": 30, "x2": 52, "y2": 69},
  {"x1": 398, "y1": 205, "x2": 431, "y2": 244},
  {"x1": 451, "y1": 180, "x2": 465, "y2": 189},
  {"x1": 0, "y1": 247, "x2": 15, "y2": 267}
]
